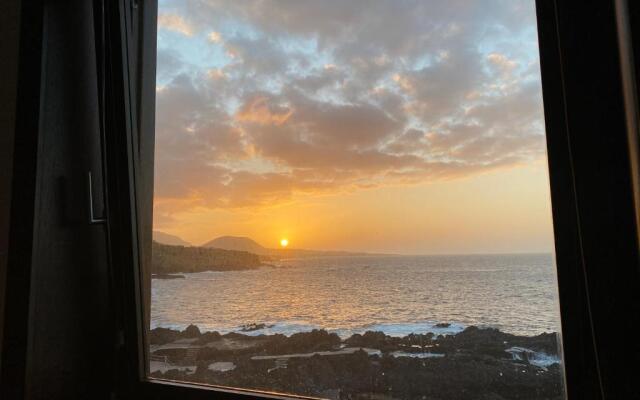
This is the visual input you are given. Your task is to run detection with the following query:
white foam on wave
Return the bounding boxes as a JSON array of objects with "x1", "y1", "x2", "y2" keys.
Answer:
[
  {"x1": 236, "y1": 322, "x2": 322, "y2": 337},
  {"x1": 150, "y1": 320, "x2": 468, "y2": 338},
  {"x1": 505, "y1": 347, "x2": 560, "y2": 368},
  {"x1": 225, "y1": 320, "x2": 466, "y2": 339},
  {"x1": 351, "y1": 321, "x2": 466, "y2": 338},
  {"x1": 391, "y1": 351, "x2": 445, "y2": 359}
]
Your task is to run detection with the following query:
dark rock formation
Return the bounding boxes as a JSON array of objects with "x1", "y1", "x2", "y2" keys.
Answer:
[
  {"x1": 193, "y1": 331, "x2": 222, "y2": 345},
  {"x1": 437, "y1": 326, "x2": 560, "y2": 356},
  {"x1": 265, "y1": 329, "x2": 342, "y2": 354},
  {"x1": 148, "y1": 327, "x2": 180, "y2": 345},
  {"x1": 240, "y1": 323, "x2": 272, "y2": 332},
  {"x1": 183, "y1": 324, "x2": 201, "y2": 338},
  {"x1": 149, "y1": 325, "x2": 564, "y2": 400},
  {"x1": 344, "y1": 331, "x2": 403, "y2": 352}
]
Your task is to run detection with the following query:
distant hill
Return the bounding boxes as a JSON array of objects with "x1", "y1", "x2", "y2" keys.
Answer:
[
  {"x1": 203, "y1": 236, "x2": 269, "y2": 255},
  {"x1": 153, "y1": 231, "x2": 191, "y2": 247},
  {"x1": 202, "y1": 235, "x2": 384, "y2": 260},
  {"x1": 151, "y1": 241, "x2": 262, "y2": 274}
]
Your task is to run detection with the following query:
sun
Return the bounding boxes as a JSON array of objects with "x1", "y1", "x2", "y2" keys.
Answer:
[{"x1": 280, "y1": 238, "x2": 289, "y2": 248}]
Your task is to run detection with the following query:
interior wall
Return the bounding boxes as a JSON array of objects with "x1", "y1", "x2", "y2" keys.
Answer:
[
  {"x1": 27, "y1": 1, "x2": 111, "y2": 398},
  {"x1": 551, "y1": 1, "x2": 640, "y2": 397},
  {"x1": 22, "y1": 1, "x2": 112, "y2": 399},
  {"x1": 0, "y1": 0, "x2": 22, "y2": 371},
  {"x1": 2, "y1": 2, "x2": 151, "y2": 398}
]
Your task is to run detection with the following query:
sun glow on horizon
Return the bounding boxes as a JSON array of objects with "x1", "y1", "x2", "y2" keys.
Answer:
[{"x1": 152, "y1": 0, "x2": 553, "y2": 255}]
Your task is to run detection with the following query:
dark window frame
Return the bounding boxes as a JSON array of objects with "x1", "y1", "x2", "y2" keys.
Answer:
[{"x1": 101, "y1": 1, "x2": 640, "y2": 399}]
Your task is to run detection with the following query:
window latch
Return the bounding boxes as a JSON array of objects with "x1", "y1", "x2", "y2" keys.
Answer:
[{"x1": 88, "y1": 171, "x2": 107, "y2": 225}]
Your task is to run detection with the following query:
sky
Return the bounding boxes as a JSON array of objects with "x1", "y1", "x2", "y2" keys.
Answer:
[{"x1": 152, "y1": 0, "x2": 555, "y2": 254}]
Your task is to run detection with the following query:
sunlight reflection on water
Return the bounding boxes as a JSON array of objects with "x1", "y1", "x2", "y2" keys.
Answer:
[{"x1": 151, "y1": 253, "x2": 562, "y2": 337}]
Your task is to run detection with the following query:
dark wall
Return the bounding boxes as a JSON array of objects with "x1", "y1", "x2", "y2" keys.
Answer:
[
  {"x1": 26, "y1": 1, "x2": 112, "y2": 398},
  {"x1": 552, "y1": 1, "x2": 640, "y2": 398},
  {"x1": 2, "y1": 1, "x2": 113, "y2": 399},
  {"x1": 0, "y1": 0, "x2": 21, "y2": 370}
]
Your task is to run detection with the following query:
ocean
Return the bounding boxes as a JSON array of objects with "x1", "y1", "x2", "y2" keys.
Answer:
[{"x1": 150, "y1": 253, "x2": 563, "y2": 338}]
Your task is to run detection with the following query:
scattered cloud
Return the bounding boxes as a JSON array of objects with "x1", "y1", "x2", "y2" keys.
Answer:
[
  {"x1": 236, "y1": 95, "x2": 293, "y2": 126},
  {"x1": 154, "y1": 0, "x2": 545, "y2": 216}
]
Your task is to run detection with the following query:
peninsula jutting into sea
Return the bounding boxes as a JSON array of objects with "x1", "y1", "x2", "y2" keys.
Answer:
[
  {"x1": 150, "y1": 234, "x2": 386, "y2": 276},
  {"x1": 149, "y1": 234, "x2": 564, "y2": 399}
]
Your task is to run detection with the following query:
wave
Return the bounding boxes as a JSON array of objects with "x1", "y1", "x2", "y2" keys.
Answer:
[
  {"x1": 391, "y1": 351, "x2": 445, "y2": 359},
  {"x1": 150, "y1": 320, "x2": 468, "y2": 339},
  {"x1": 151, "y1": 253, "x2": 561, "y2": 337},
  {"x1": 505, "y1": 346, "x2": 560, "y2": 367},
  {"x1": 347, "y1": 321, "x2": 466, "y2": 338},
  {"x1": 236, "y1": 321, "x2": 467, "y2": 338}
]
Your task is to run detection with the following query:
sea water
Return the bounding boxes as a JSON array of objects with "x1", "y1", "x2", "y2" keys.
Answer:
[{"x1": 151, "y1": 253, "x2": 562, "y2": 338}]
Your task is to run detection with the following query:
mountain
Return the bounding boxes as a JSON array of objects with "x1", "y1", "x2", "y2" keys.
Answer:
[
  {"x1": 202, "y1": 235, "x2": 386, "y2": 260},
  {"x1": 202, "y1": 236, "x2": 269, "y2": 255},
  {"x1": 153, "y1": 231, "x2": 191, "y2": 247},
  {"x1": 151, "y1": 241, "x2": 262, "y2": 273}
]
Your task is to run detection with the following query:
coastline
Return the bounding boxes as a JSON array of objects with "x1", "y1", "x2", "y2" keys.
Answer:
[
  {"x1": 149, "y1": 320, "x2": 472, "y2": 340},
  {"x1": 148, "y1": 324, "x2": 564, "y2": 400}
]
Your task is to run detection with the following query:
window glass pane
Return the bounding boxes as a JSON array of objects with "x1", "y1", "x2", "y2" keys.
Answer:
[{"x1": 148, "y1": 1, "x2": 567, "y2": 398}]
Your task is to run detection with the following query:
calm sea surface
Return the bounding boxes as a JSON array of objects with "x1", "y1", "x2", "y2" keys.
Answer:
[{"x1": 151, "y1": 253, "x2": 562, "y2": 337}]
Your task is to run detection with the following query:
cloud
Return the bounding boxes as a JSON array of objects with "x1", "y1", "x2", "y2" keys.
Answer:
[
  {"x1": 156, "y1": 48, "x2": 185, "y2": 82},
  {"x1": 207, "y1": 31, "x2": 222, "y2": 43},
  {"x1": 153, "y1": 0, "x2": 546, "y2": 215},
  {"x1": 157, "y1": 13, "x2": 195, "y2": 36},
  {"x1": 236, "y1": 95, "x2": 293, "y2": 126},
  {"x1": 487, "y1": 52, "x2": 518, "y2": 73}
]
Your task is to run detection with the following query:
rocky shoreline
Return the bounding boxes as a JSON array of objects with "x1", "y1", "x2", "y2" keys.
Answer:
[{"x1": 148, "y1": 325, "x2": 564, "y2": 400}]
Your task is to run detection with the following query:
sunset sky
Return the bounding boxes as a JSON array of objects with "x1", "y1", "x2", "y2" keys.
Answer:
[{"x1": 153, "y1": 0, "x2": 554, "y2": 254}]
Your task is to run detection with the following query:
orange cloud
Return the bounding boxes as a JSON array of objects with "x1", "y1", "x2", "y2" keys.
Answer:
[
  {"x1": 157, "y1": 14, "x2": 194, "y2": 36},
  {"x1": 207, "y1": 68, "x2": 227, "y2": 80},
  {"x1": 487, "y1": 52, "x2": 518, "y2": 71},
  {"x1": 153, "y1": 0, "x2": 546, "y2": 226},
  {"x1": 236, "y1": 96, "x2": 293, "y2": 126}
]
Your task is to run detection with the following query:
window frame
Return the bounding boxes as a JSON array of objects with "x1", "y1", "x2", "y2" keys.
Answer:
[{"x1": 103, "y1": 0, "x2": 640, "y2": 399}]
